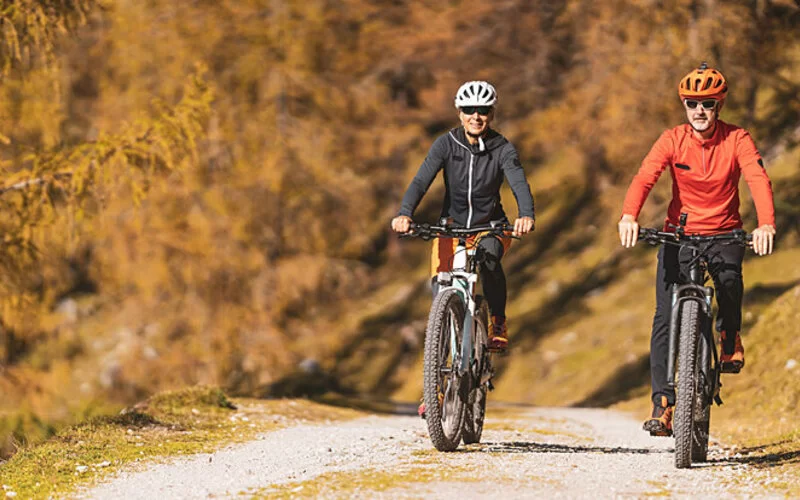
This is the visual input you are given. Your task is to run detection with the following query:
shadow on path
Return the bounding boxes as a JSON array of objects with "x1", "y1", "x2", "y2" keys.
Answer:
[
  {"x1": 708, "y1": 440, "x2": 800, "y2": 469},
  {"x1": 460, "y1": 441, "x2": 671, "y2": 455}
]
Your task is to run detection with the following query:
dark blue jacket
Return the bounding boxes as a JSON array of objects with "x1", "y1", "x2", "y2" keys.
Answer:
[{"x1": 399, "y1": 127, "x2": 534, "y2": 227}]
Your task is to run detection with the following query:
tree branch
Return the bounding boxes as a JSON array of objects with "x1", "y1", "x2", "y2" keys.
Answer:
[{"x1": 0, "y1": 172, "x2": 73, "y2": 196}]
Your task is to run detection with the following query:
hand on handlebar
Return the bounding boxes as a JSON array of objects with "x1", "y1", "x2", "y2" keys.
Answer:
[
  {"x1": 750, "y1": 224, "x2": 776, "y2": 256},
  {"x1": 513, "y1": 217, "x2": 534, "y2": 237},
  {"x1": 391, "y1": 215, "x2": 412, "y2": 234},
  {"x1": 618, "y1": 214, "x2": 639, "y2": 248}
]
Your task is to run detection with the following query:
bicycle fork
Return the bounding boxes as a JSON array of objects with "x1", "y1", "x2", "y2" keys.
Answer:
[
  {"x1": 458, "y1": 273, "x2": 479, "y2": 378},
  {"x1": 666, "y1": 284, "x2": 722, "y2": 405}
]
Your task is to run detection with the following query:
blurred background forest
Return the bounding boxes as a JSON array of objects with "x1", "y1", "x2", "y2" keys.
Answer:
[{"x1": 2, "y1": 0, "x2": 800, "y2": 459}]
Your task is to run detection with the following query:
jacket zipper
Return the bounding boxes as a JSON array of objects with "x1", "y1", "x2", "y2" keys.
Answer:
[
  {"x1": 467, "y1": 153, "x2": 474, "y2": 228},
  {"x1": 702, "y1": 145, "x2": 706, "y2": 175},
  {"x1": 449, "y1": 131, "x2": 477, "y2": 229}
]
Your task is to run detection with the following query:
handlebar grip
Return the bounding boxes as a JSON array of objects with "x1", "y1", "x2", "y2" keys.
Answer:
[{"x1": 637, "y1": 227, "x2": 658, "y2": 239}]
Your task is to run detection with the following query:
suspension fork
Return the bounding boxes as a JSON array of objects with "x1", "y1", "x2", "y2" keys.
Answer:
[
  {"x1": 666, "y1": 286, "x2": 712, "y2": 389},
  {"x1": 459, "y1": 273, "x2": 479, "y2": 378},
  {"x1": 450, "y1": 238, "x2": 479, "y2": 379}
]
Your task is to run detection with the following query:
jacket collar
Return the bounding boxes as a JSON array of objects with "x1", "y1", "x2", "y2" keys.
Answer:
[
  {"x1": 684, "y1": 120, "x2": 726, "y2": 146},
  {"x1": 450, "y1": 127, "x2": 505, "y2": 153}
]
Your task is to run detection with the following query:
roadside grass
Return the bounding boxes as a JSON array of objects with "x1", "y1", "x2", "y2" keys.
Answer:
[
  {"x1": 709, "y1": 284, "x2": 800, "y2": 492},
  {"x1": 0, "y1": 386, "x2": 361, "y2": 499}
]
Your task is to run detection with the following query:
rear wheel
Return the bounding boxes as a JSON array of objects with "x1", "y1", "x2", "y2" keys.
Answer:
[
  {"x1": 675, "y1": 300, "x2": 701, "y2": 469},
  {"x1": 463, "y1": 297, "x2": 489, "y2": 445},
  {"x1": 423, "y1": 289, "x2": 466, "y2": 451}
]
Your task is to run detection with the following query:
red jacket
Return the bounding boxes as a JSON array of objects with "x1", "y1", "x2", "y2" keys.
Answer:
[{"x1": 622, "y1": 121, "x2": 775, "y2": 235}]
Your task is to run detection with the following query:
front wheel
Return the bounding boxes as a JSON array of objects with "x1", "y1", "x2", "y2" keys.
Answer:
[
  {"x1": 423, "y1": 288, "x2": 467, "y2": 451},
  {"x1": 462, "y1": 297, "x2": 489, "y2": 445},
  {"x1": 674, "y1": 299, "x2": 702, "y2": 469}
]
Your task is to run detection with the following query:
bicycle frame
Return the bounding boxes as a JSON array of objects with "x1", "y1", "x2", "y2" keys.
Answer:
[
  {"x1": 404, "y1": 221, "x2": 512, "y2": 384},
  {"x1": 641, "y1": 224, "x2": 750, "y2": 406},
  {"x1": 404, "y1": 220, "x2": 514, "y2": 451}
]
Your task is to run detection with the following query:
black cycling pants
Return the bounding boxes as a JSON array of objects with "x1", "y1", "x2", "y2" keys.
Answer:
[
  {"x1": 650, "y1": 243, "x2": 745, "y2": 406},
  {"x1": 431, "y1": 236, "x2": 507, "y2": 319},
  {"x1": 477, "y1": 236, "x2": 507, "y2": 319}
]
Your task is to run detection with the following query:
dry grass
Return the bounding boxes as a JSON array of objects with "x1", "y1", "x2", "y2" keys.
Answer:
[{"x1": 0, "y1": 387, "x2": 362, "y2": 499}]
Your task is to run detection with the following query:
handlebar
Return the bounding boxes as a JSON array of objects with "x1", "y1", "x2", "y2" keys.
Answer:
[
  {"x1": 400, "y1": 221, "x2": 518, "y2": 241},
  {"x1": 638, "y1": 227, "x2": 753, "y2": 247}
]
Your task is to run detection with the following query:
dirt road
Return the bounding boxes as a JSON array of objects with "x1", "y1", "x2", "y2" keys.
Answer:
[{"x1": 81, "y1": 405, "x2": 784, "y2": 498}]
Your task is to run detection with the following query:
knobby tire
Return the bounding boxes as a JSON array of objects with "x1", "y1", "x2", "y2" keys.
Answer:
[
  {"x1": 675, "y1": 300, "x2": 701, "y2": 469},
  {"x1": 423, "y1": 288, "x2": 466, "y2": 451}
]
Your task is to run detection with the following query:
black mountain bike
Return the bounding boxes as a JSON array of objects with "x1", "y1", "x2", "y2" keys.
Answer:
[
  {"x1": 402, "y1": 220, "x2": 514, "y2": 451},
  {"x1": 639, "y1": 218, "x2": 751, "y2": 469}
]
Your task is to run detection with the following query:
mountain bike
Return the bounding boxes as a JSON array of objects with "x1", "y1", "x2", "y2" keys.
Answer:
[
  {"x1": 402, "y1": 220, "x2": 514, "y2": 451},
  {"x1": 638, "y1": 218, "x2": 751, "y2": 469}
]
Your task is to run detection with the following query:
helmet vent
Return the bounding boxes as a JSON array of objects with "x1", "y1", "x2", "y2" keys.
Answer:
[
  {"x1": 678, "y1": 64, "x2": 727, "y2": 99},
  {"x1": 454, "y1": 80, "x2": 498, "y2": 108}
]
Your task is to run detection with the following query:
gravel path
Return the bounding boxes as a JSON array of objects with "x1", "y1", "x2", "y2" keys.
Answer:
[{"x1": 81, "y1": 406, "x2": 785, "y2": 499}]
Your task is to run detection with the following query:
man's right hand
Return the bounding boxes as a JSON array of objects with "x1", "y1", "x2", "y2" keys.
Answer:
[
  {"x1": 391, "y1": 215, "x2": 412, "y2": 233},
  {"x1": 618, "y1": 214, "x2": 639, "y2": 248}
]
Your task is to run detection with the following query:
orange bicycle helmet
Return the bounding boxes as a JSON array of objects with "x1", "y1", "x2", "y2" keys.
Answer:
[{"x1": 678, "y1": 62, "x2": 728, "y2": 100}]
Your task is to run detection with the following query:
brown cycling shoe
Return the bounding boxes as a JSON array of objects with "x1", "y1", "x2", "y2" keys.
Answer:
[
  {"x1": 488, "y1": 316, "x2": 509, "y2": 353},
  {"x1": 720, "y1": 331, "x2": 745, "y2": 374},
  {"x1": 642, "y1": 396, "x2": 673, "y2": 437}
]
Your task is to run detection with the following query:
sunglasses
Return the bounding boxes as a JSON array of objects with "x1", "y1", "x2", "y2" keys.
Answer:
[
  {"x1": 460, "y1": 106, "x2": 493, "y2": 116},
  {"x1": 684, "y1": 99, "x2": 717, "y2": 110}
]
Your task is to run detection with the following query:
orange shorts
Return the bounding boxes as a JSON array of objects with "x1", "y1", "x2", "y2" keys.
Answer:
[{"x1": 430, "y1": 234, "x2": 512, "y2": 277}]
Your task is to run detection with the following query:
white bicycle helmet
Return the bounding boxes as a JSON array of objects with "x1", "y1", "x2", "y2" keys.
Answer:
[{"x1": 454, "y1": 81, "x2": 497, "y2": 109}]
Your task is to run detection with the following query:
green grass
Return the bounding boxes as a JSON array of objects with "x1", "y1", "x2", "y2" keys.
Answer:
[{"x1": 0, "y1": 386, "x2": 361, "y2": 499}]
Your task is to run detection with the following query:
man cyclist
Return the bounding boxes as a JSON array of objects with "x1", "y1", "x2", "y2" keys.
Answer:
[
  {"x1": 391, "y1": 80, "x2": 535, "y2": 353},
  {"x1": 618, "y1": 63, "x2": 776, "y2": 437}
]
